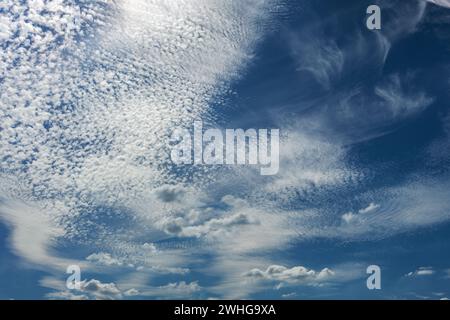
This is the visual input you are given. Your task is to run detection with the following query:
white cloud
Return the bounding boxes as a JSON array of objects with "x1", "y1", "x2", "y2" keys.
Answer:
[
  {"x1": 124, "y1": 288, "x2": 140, "y2": 297},
  {"x1": 342, "y1": 212, "x2": 357, "y2": 224},
  {"x1": 158, "y1": 281, "x2": 201, "y2": 295},
  {"x1": 262, "y1": 130, "x2": 360, "y2": 199},
  {"x1": 406, "y1": 267, "x2": 435, "y2": 277},
  {"x1": 0, "y1": 198, "x2": 81, "y2": 271},
  {"x1": 160, "y1": 210, "x2": 255, "y2": 238},
  {"x1": 281, "y1": 292, "x2": 297, "y2": 298},
  {"x1": 341, "y1": 203, "x2": 380, "y2": 224},
  {"x1": 81, "y1": 279, "x2": 123, "y2": 300},
  {"x1": 325, "y1": 73, "x2": 434, "y2": 142},
  {"x1": 359, "y1": 203, "x2": 380, "y2": 214},
  {"x1": 244, "y1": 265, "x2": 335, "y2": 286},
  {"x1": 43, "y1": 277, "x2": 130, "y2": 300},
  {"x1": 86, "y1": 252, "x2": 123, "y2": 267},
  {"x1": 382, "y1": 0, "x2": 427, "y2": 39},
  {"x1": 426, "y1": 0, "x2": 450, "y2": 8},
  {"x1": 0, "y1": 0, "x2": 279, "y2": 230}
]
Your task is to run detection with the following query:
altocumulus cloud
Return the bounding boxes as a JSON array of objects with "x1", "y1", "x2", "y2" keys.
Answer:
[{"x1": 0, "y1": 0, "x2": 282, "y2": 297}]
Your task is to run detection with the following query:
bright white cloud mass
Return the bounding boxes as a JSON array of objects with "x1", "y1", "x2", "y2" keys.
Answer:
[
  {"x1": 426, "y1": 0, "x2": 450, "y2": 8},
  {"x1": 1, "y1": 0, "x2": 450, "y2": 300}
]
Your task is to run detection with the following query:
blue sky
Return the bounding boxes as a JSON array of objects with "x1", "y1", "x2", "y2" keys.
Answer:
[{"x1": 1, "y1": 0, "x2": 450, "y2": 300}]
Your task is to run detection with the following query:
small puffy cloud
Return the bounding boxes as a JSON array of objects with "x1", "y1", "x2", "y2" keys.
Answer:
[
  {"x1": 86, "y1": 252, "x2": 123, "y2": 267},
  {"x1": 162, "y1": 212, "x2": 254, "y2": 238},
  {"x1": 160, "y1": 281, "x2": 200, "y2": 292},
  {"x1": 244, "y1": 265, "x2": 335, "y2": 286},
  {"x1": 46, "y1": 279, "x2": 131, "y2": 300},
  {"x1": 124, "y1": 288, "x2": 140, "y2": 297},
  {"x1": 342, "y1": 212, "x2": 356, "y2": 224},
  {"x1": 342, "y1": 203, "x2": 380, "y2": 224},
  {"x1": 406, "y1": 267, "x2": 435, "y2": 277},
  {"x1": 359, "y1": 203, "x2": 380, "y2": 214},
  {"x1": 80, "y1": 279, "x2": 123, "y2": 300},
  {"x1": 159, "y1": 196, "x2": 258, "y2": 238}
]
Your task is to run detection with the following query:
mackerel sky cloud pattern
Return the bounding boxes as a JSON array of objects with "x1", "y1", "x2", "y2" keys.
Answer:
[{"x1": 1, "y1": 0, "x2": 450, "y2": 300}]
